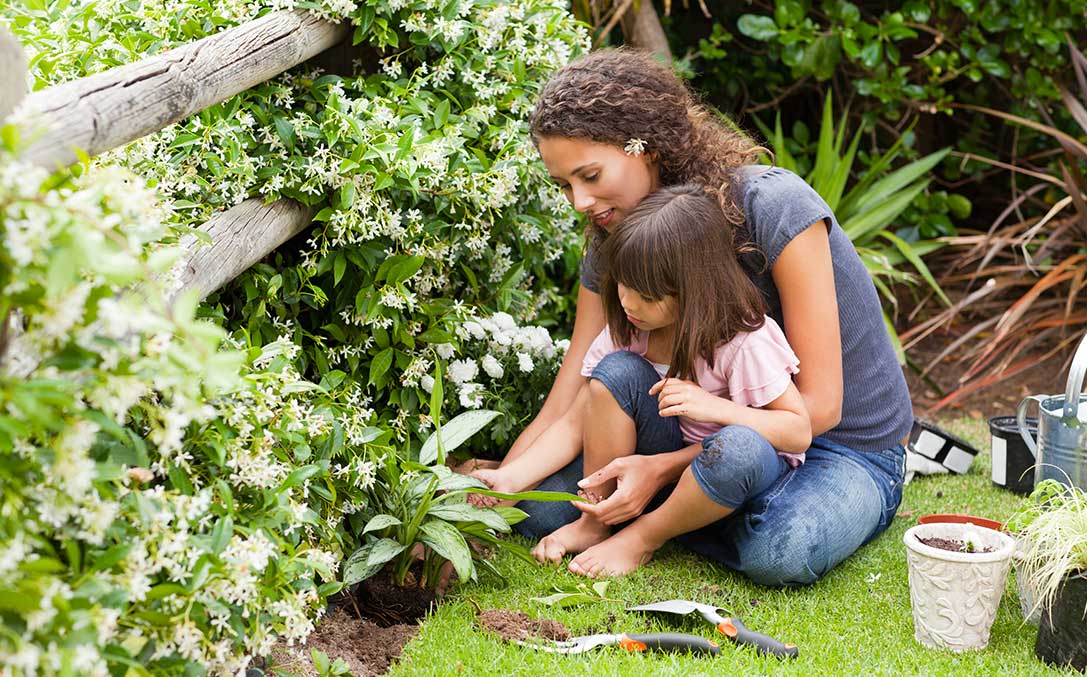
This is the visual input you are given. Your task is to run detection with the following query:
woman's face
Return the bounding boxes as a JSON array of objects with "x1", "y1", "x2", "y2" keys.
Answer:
[{"x1": 537, "y1": 136, "x2": 660, "y2": 231}]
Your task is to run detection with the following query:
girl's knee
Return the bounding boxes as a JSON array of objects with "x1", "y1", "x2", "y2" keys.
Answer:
[
  {"x1": 700, "y1": 425, "x2": 773, "y2": 469},
  {"x1": 592, "y1": 350, "x2": 652, "y2": 383}
]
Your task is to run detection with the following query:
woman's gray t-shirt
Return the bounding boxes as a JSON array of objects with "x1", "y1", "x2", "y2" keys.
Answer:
[{"x1": 579, "y1": 165, "x2": 913, "y2": 453}]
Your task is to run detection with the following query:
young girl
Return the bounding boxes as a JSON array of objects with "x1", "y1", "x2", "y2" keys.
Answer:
[{"x1": 476, "y1": 185, "x2": 812, "y2": 576}]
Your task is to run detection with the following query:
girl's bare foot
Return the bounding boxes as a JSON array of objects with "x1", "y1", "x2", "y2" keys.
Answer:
[
  {"x1": 532, "y1": 514, "x2": 612, "y2": 564},
  {"x1": 568, "y1": 525, "x2": 660, "y2": 578}
]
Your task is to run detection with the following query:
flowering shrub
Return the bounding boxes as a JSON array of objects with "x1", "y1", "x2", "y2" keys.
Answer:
[{"x1": 2, "y1": 0, "x2": 589, "y2": 673}]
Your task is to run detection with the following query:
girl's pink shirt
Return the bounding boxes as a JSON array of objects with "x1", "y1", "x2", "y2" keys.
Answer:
[{"x1": 580, "y1": 316, "x2": 805, "y2": 465}]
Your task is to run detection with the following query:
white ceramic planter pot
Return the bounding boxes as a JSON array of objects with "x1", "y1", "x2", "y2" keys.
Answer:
[{"x1": 904, "y1": 522, "x2": 1016, "y2": 651}]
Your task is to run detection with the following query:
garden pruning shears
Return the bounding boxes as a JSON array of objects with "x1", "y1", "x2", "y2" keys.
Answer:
[
  {"x1": 628, "y1": 599, "x2": 799, "y2": 659},
  {"x1": 515, "y1": 631, "x2": 722, "y2": 655}
]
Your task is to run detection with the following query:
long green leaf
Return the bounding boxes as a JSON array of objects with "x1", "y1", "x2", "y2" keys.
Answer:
[
  {"x1": 845, "y1": 149, "x2": 950, "y2": 219},
  {"x1": 428, "y1": 503, "x2": 510, "y2": 532},
  {"x1": 810, "y1": 92, "x2": 837, "y2": 196},
  {"x1": 824, "y1": 127, "x2": 864, "y2": 211},
  {"x1": 842, "y1": 181, "x2": 929, "y2": 243},
  {"x1": 878, "y1": 231, "x2": 950, "y2": 306},
  {"x1": 419, "y1": 410, "x2": 501, "y2": 465},
  {"x1": 362, "y1": 514, "x2": 402, "y2": 535},
  {"x1": 420, "y1": 519, "x2": 473, "y2": 583},
  {"x1": 472, "y1": 488, "x2": 586, "y2": 502}
]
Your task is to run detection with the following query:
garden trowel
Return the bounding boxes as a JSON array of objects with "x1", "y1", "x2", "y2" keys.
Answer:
[{"x1": 628, "y1": 599, "x2": 799, "y2": 659}]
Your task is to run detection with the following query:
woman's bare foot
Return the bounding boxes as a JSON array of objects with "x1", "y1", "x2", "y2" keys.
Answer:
[
  {"x1": 532, "y1": 514, "x2": 612, "y2": 564},
  {"x1": 568, "y1": 525, "x2": 660, "y2": 578}
]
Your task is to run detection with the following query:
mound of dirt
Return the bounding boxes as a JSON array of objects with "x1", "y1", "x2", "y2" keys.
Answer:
[
  {"x1": 266, "y1": 608, "x2": 418, "y2": 677},
  {"x1": 478, "y1": 609, "x2": 570, "y2": 642}
]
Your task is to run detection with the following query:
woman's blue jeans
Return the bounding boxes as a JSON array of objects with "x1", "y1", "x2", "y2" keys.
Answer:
[{"x1": 514, "y1": 350, "x2": 906, "y2": 587}]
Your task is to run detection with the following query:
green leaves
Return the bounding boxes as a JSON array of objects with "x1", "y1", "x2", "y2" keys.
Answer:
[
  {"x1": 530, "y1": 581, "x2": 622, "y2": 608},
  {"x1": 343, "y1": 538, "x2": 409, "y2": 586},
  {"x1": 419, "y1": 410, "x2": 501, "y2": 465}
]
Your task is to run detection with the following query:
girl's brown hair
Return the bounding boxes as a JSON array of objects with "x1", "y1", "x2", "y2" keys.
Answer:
[
  {"x1": 600, "y1": 184, "x2": 767, "y2": 381},
  {"x1": 529, "y1": 48, "x2": 764, "y2": 239}
]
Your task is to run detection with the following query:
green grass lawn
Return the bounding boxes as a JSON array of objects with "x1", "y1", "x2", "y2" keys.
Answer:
[{"x1": 387, "y1": 417, "x2": 1079, "y2": 676}]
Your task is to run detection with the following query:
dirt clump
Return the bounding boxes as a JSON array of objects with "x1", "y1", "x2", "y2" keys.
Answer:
[
  {"x1": 478, "y1": 609, "x2": 570, "y2": 642},
  {"x1": 266, "y1": 607, "x2": 417, "y2": 677}
]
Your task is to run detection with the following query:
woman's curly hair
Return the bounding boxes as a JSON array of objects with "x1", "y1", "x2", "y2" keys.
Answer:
[{"x1": 530, "y1": 49, "x2": 763, "y2": 235}]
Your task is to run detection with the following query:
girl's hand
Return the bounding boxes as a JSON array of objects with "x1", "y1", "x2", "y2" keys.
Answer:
[
  {"x1": 574, "y1": 455, "x2": 663, "y2": 525},
  {"x1": 649, "y1": 377, "x2": 724, "y2": 423}
]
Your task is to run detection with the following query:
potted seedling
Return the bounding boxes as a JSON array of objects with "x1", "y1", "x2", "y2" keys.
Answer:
[
  {"x1": 1012, "y1": 479, "x2": 1087, "y2": 671},
  {"x1": 903, "y1": 520, "x2": 1016, "y2": 651}
]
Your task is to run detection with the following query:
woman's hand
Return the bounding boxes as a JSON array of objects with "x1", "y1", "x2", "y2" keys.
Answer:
[
  {"x1": 573, "y1": 455, "x2": 664, "y2": 525},
  {"x1": 649, "y1": 377, "x2": 724, "y2": 424}
]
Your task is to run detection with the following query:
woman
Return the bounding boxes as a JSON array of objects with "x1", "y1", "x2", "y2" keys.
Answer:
[{"x1": 477, "y1": 49, "x2": 911, "y2": 585}]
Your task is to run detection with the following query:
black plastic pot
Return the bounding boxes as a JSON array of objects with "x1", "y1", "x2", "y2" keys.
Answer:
[
  {"x1": 1035, "y1": 572, "x2": 1087, "y2": 671},
  {"x1": 989, "y1": 415, "x2": 1038, "y2": 495}
]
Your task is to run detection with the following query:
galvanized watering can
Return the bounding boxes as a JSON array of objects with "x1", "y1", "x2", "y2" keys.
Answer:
[{"x1": 1017, "y1": 331, "x2": 1087, "y2": 491}]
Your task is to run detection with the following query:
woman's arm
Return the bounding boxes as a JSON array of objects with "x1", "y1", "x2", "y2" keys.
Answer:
[
  {"x1": 502, "y1": 285, "x2": 606, "y2": 464},
  {"x1": 771, "y1": 220, "x2": 842, "y2": 435},
  {"x1": 489, "y1": 382, "x2": 591, "y2": 492}
]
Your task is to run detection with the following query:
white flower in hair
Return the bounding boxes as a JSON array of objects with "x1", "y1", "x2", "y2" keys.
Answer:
[{"x1": 624, "y1": 138, "x2": 647, "y2": 157}]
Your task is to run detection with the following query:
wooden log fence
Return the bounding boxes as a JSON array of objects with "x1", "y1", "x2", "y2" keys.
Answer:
[
  {"x1": 2, "y1": 12, "x2": 354, "y2": 373},
  {"x1": 13, "y1": 10, "x2": 348, "y2": 301}
]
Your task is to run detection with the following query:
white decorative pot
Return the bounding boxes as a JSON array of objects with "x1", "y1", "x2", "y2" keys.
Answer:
[{"x1": 904, "y1": 522, "x2": 1016, "y2": 651}]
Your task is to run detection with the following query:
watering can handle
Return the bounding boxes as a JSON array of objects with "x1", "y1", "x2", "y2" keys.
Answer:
[
  {"x1": 1062, "y1": 331, "x2": 1087, "y2": 419},
  {"x1": 1018, "y1": 395, "x2": 1044, "y2": 459}
]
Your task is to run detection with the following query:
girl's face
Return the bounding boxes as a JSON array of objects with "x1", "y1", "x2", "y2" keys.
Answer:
[
  {"x1": 616, "y1": 283, "x2": 677, "y2": 331},
  {"x1": 537, "y1": 136, "x2": 660, "y2": 231}
]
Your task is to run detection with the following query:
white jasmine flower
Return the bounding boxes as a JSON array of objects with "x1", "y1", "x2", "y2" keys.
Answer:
[
  {"x1": 516, "y1": 352, "x2": 535, "y2": 373},
  {"x1": 481, "y1": 354, "x2": 504, "y2": 379},
  {"x1": 624, "y1": 138, "x2": 647, "y2": 156},
  {"x1": 447, "y1": 358, "x2": 478, "y2": 384},
  {"x1": 420, "y1": 375, "x2": 435, "y2": 393},
  {"x1": 458, "y1": 382, "x2": 484, "y2": 409},
  {"x1": 436, "y1": 343, "x2": 456, "y2": 359}
]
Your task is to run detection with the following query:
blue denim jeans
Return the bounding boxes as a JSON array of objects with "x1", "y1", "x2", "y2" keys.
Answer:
[{"x1": 515, "y1": 350, "x2": 906, "y2": 587}]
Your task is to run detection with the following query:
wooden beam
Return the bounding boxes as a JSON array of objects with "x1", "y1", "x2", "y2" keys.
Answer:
[
  {"x1": 170, "y1": 197, "x2": 314, "y2": 301},
  {"x1": 0, "y1": 27, "x2": 27, "y2": 120},
  {"x1": 19, "y1": 10, "x2": 349, "y2": 169}
]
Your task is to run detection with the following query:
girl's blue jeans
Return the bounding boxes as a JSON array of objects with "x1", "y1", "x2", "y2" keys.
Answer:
[{"x1": 514, "y1": 350, "x2": 906, "y2": 587}]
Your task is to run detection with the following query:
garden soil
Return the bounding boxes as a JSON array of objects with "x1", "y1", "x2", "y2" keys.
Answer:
[
  {"x1": 265, "y1": 608, "x2": 417, "y2": 677},
  {"x1": 478, "y1": 609, "x2": 570, "y2": 642},
  {"x1": 916, "y1": 536, "x2": 994, "y2": 553}
]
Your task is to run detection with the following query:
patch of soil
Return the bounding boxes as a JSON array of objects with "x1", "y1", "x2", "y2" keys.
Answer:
[
  {"x1": 904, "y1": 331, "x2": 1067, "y2": 418},
  {"x1": 265, "y1": 608, "x2": 417, "y2": 677},
  {"x1": 477, "y1": 609, "x2": 570, "y2": 642},
  {"x1": 355, "y1": 572, "x2": 438, "y2": 627},
  {"x1": 917, "y1": 536, "x2": 994, "y2": 553}
]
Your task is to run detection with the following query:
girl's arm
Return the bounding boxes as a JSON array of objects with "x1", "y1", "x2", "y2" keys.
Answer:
[
  {"x1": 502, "y1": 286, "x2": 606, "y2": 463},
  {"x1": 652, "y1": 379, "x2": 812, "y2": 454},
  {"x1": 771, "y1": 221, "x2": 843, "y2": 435}
]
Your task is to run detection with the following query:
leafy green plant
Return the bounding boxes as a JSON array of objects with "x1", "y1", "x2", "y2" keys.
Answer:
[
  {"x1": 1010, "y1": 480, "x2": 1087, "y2": 615},
  {"x1": 755, "y1": 92, "x2": 957, "y2": 357},
  {"x1": 342, "y1": 385, "x2": 581, "y2": 589},
  {"x1": 530, "y1": 580, "x2": 622, "y2": 607}
]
